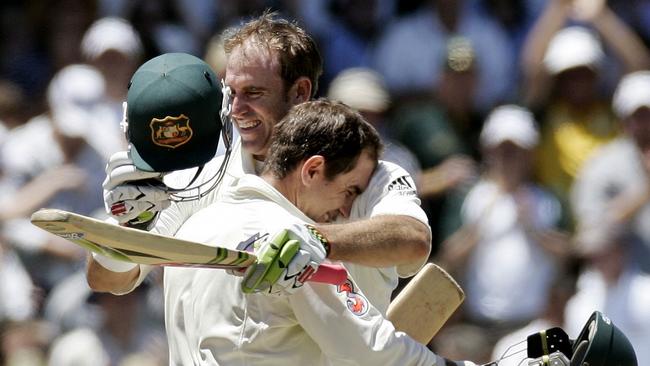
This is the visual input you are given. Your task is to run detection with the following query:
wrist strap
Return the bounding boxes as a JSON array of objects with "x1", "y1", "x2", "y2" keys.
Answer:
[{"x1": 305, "y1": 224, "x2": 331, "y2": 258}]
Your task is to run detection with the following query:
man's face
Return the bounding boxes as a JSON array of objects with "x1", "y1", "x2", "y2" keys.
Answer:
[
  {"x1": 302, "y1": 149, "x2": 377, "y2": 222},
  {"x1": 626, "y1": 107, "x2": 650, "y2": 153},
  {"x1": 225, "y1": 44, "x2": 294, "y2": 160}
]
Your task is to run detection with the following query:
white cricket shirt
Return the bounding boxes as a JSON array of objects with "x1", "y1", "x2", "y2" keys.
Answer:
[
  {"x1": 166, "y1": 175, "x2": 441, "y2": 365},
  {"x1": 126, "y1": 140, "x2": 430, "y2": 315}
]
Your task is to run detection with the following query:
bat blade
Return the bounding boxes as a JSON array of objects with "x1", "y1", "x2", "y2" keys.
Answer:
[
  {"x1": 387, "y1": 263, "x2": 465, "y2": 345},
  {"x1": 31, "y1": 208, "x2": 254, "y2": 269},
  {"x1": 30, "y1": 208, "x2": 346, "y2": 284}
]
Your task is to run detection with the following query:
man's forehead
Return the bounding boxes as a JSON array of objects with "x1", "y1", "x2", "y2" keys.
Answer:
[
  {"x1": 226, "y1": 42, "x2": 279, "y2": 72},
  {"x1": 225, "y1": 53, "x2": 282, "y2": 89}
]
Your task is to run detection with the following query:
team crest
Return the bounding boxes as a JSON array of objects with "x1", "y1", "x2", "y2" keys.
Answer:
[
  {"x1": 337, "y1": 279, "x2": 369, "y2": 316},
  {"x1": 150, "y1": 114, "x2": 193, "y2": 148}
]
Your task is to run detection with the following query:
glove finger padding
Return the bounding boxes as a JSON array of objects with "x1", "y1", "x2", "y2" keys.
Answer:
[
  {"x1": 241, "y1": 224, "x2": 328, "y2": 295},
  {"x1": 104, "y1": 182, "x2": 171, "y2": 225},
  {"x1": 241, "y1": 230, "x2": 293, "y2": 293},
  {"x1": 102, "y1": 150, "x2": 170, "y2": 226}
]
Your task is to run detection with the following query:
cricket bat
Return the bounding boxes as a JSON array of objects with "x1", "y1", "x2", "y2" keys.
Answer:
[
  {"x1": 30, "y1": 208, "x2": 347, "y2": 285},
  {"x1": 387, "y1": 263, "x2": 465, "y2": 345}
]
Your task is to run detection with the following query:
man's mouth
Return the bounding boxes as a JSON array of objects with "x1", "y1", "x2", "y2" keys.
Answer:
[{"x1": 237, "y1": 120, "x2": 261, "y2": 130}]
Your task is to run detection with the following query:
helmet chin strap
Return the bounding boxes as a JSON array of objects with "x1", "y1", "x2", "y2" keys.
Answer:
[{"x1": 161, "y1": 79, "x2": 235, "y2": 202}]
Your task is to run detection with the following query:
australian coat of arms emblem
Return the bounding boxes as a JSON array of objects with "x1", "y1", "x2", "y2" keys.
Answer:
[{"x1": 150, "y1": 114, "x2": 193, "y2": 148}]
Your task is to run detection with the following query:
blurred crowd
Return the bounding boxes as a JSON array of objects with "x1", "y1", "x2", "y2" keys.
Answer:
[{"x1": 1, "y1": 0, "x2": 650, "y2": 365}]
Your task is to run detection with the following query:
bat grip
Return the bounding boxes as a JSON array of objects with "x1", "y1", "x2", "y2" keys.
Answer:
[{"x1": 309, "y1": 263, "x2": 348, "y2": 285}]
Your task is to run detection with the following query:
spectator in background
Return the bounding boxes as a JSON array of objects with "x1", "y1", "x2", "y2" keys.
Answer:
[
  {"x1": 392, "y1": 36, "x2": 480, "y2": 250},
  {"x1": 41, "y1": 0, "x2": 97, "y2": 73},
  {"x1": 470, "y1": 0, "x2": 545, "y2": 68},
  {"x1": 300, "y1": 0, "x2": 387, "y2": 88},
  {"x1": 521, "y1": 0, "x2": 650, "y2": 206},
  {"x1": 327, "y1": 67, "x2": 421, "y2": 180},
  {"x1": 374, "y1": 0, "x2": 514, "y2": 111},
  {"x1": 439, "y1": 105, "x2": 570, "y2": 341},
  {"x1": 203, "y1": 33, "x2": 227, "y2": 79},
  {"x1": 571, "y1": 71, "x2": 650, "y2": 272},
  {"x1": 44, "y1": 271, "x2": 166, "y2": 366},
  {"x1": 0, "y1": 64, "x2": 107, "y2": 295},
  {"x1": 564, "y1": 215, "x2": 650, "y2": 365},
  {"x1": 490, "y1": 265, "x2": 577, "y2": 366},
  {"x1": 80, "y1": 17, "x2": 144, "y2": 159}
]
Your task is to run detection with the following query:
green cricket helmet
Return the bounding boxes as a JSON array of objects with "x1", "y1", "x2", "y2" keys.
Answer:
[
  {"x1": 126, "y1": 52, "x2": 222, "y2": 172},
  {"x1": 570, "y1": 311, "x2": 637, "y2": 366}
]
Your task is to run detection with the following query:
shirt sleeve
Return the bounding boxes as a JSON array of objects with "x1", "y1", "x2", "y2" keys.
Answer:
[
  {"x1": 352, "y1": 161, "x2": 431, "y2": 277},
  {"x1": 289, "y1": 279, "x2": 445, "y2": 366}
]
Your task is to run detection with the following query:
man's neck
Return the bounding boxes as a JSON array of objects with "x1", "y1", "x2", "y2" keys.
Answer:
[{"x1": 261, "y1": 171, "x2": 300, "y2": 209}]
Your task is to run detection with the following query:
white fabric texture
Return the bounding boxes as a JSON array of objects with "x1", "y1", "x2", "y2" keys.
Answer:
[
  {"x1": 165, "y1": 174, "x2": 439, "y2": 365},
  {"x1": 121, "y1": 141, "x2": 429, "y2": 317}
]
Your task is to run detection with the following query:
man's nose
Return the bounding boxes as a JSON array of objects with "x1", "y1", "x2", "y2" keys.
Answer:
[
  {"x1": 338, "y1": 200, "x2": 353, "y2": 219},
  {"x1": 230, "y1": 95, "x2": 248, "y2": 116}
]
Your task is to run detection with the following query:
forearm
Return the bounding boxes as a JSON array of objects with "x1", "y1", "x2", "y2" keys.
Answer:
[
  {"x1": 521, "y1": 0, "x2": 570, "y2": 75},
  {"x1": 315, "y1": 215, "x2": 431, "y2": 267},
  {"x1": 591, "y1": 8, "x2": 650, "y2": 71},
  {"x1": 521, "y1": 0, "x2": 570, "y2": 106},
  {"x1": 86, "y1": 255, "x2": 140, "y2": 294}
]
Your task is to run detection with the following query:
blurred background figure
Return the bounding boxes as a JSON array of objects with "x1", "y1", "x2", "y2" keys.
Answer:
[
  {"x1": 565, "y1": 214, "x2": 650, "y2": 365},
  {"x1": 390, "y1": 36, "x2": 481, "y2": 255},
  {"x1": 490, "y1": 266, "x2": 577, "y2": 366},
  {"x1": 438, "y1": 105, "x2": 570, "y2": 344},
  {"x1": 0, "y1": 64, "x2": 107, "y2": 300},
  {"x1": 298, "y1": 0, "x2": 391, "y2": 88},
  {"x1": 571, "y1": 71, "x2": 650, "y2": 273},
  {"x1": 521, "y1": 0, "x2": 650, "y2": 209},
  {"x1": 374, "y1": 0, "x2": 514, "y2": 111},
  {"x1": 80, "y1": 17, "x2": 143, "y2": 158},
  {"x1": 430, "y1": 323, "x2": 493, "y2": 365},
  {"x1": 44, "y1": 271, "x2": 167, "y2": 366},
  {"x1": 203, "y1": 33, "x2": 227, "y2": 80},
  {"x1": 327, "y1": 67, "x2": 421, "y2": 180}
]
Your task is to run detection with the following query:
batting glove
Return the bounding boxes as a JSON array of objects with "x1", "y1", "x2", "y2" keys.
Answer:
[
  {"x1": 241, "y1": 223, "x2": 329, "y2": 295},
  {"x1": 102, "y1": 151, "x2": 171, "y2": 228}
]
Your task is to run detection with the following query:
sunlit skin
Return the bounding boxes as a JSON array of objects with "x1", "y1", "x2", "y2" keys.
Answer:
[
  {"x1": 306, "y1": 150, "x2": 377, "y2": 222},
  {"x1": 224, "y1": 43, "x2": 295, "y2": 160},
  {"x1": 267, "y1": 149, "x2": 378, "y2": 223}
]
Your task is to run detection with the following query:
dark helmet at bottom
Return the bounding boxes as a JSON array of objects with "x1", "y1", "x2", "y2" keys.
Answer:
[{"x1": 570, "y1": 311, "x2": 637, "y2": 366}]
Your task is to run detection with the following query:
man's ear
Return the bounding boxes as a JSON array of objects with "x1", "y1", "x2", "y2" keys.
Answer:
[
  {"x1": 289, "y1": 76, "x2": 312, "y2": 104},
  {"x1": 300, "y1": 155, "x2": 325, "y2": 186}
]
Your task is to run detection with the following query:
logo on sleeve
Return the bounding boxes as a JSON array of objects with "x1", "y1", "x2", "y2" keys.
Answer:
[
  {"x1": 337, "y1": 279, "x2": 369, "y2": 316},
  {"x1": 387, "y1": 175, "x2": 416, "y2": 196}
]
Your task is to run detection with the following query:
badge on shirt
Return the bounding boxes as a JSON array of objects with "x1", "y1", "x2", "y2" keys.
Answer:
[{"x1": 337, "y1": 279, "x2": 369, "y2": 317}]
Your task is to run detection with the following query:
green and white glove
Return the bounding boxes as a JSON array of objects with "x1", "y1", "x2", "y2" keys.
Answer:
[{"x1": 241, "y1": 223, "x2": 329, "y2": 295}]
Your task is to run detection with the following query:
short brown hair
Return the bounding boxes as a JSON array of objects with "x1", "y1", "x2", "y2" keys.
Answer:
[
  {"x1": 223, "y1": 11, "x2": 323, "y2": 98},
  {"x1": 265, "y1": 99, "x2": 383, "y2": 179}
]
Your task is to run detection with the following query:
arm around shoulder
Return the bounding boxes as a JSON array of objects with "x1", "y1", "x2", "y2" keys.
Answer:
[{"x1": 316, "y1": 214, "x2": 431, "y2": 268}]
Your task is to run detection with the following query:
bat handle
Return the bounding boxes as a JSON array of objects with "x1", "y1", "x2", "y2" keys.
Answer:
[{"x1": 309, "y1": 263, "x2": 348, "y2": 285}]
